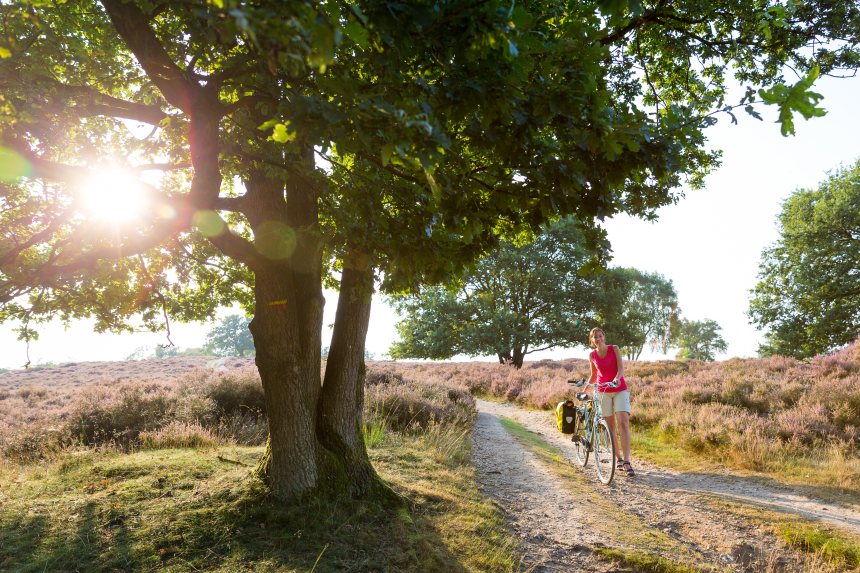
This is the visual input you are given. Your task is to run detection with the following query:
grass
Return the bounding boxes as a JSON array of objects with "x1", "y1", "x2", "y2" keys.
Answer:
[
  {"x1": 497, "y1": 417, "x2": 717, "y2": 573},
  {"x1": 632, "y1": 425, "x2": 728, "y2": 473},
  {"x1": 632, "y1": 425, "x2": 860, "y2": 506},
  {"x1": 777, "y1": 523, "x2": 860, "y2": 570},
  {"x1": 0, "y1": 424, "x2": 522, "y2": 572},
  {"x1": 595, "y1": 548, "x2": 710, "y2": 573}
]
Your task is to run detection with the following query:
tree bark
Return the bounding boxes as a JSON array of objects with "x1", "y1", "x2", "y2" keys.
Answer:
[
  {"x1": 512, "y1": 346, "x2": 525, "y2": 369},
  {"x1": 250, "y1": 266, "x2": 325, "y2": 500},
  {"x1": 317, "y1": 252, "x2": 382, "y2": 497},
  {"x1": 245, "y1": 151, "x2": 328, "y2": 501}
]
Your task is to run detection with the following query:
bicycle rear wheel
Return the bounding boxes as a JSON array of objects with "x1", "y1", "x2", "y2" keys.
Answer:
[
  {"x1": 594, "y1": 419, "x2": 616, "y2": 485},
  {"x1": 573, "y1": 411, "x2": 589, "y2": 467}
]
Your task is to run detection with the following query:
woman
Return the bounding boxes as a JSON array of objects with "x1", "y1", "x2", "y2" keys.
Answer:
[{"x1": 588, "y1": 327, "x2": 634, "y2": 477}]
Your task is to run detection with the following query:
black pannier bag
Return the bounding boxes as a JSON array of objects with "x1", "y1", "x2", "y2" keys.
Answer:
[{"x1": 556, "y1": 400, "x2": 578, "y2": 434}]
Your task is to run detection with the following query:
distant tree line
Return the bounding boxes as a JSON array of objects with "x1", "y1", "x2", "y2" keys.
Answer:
[
  {"x1": 389, "y1": 218, "x2": 726, "y2": 367},
  {"x1": 127, "y1": 314, "x2": 255, "y2": 359}
]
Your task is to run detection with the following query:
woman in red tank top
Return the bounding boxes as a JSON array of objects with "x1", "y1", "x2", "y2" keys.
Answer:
[{"x1": 588, "y1": 327, "x2": 635, "y2": 477}]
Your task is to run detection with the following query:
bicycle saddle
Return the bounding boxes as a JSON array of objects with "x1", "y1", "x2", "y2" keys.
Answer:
[{"x1": 576, "y1": 393, "x2": 589, "y2": 401}]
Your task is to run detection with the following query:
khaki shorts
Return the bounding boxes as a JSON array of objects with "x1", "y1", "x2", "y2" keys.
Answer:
[{"x1": 597, "y1": 390, "x2": 631, "y2": 416}]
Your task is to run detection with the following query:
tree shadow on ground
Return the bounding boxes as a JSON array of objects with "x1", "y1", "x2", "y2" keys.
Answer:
[
  {"x1": 0, "y1": 502, "x2": 136, "y2": 573},
  {"x1": 0, "y1": 481, "x2": 469, "y2": 573}
]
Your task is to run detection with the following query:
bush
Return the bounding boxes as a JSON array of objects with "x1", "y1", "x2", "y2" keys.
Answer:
[
  {"x1": 206, "y1": 369, "x2": 266, "y2": 417},
  {"x1": 365, "y1": 379, "x2": 475, "y2": 431},
  {"x1": 68, "y1": 385, "x2": 173, "y2": 447}
]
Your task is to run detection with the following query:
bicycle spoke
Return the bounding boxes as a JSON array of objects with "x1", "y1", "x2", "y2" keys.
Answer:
[{"x1": 594, "y1": 420, "x2": 615, "y2": 484}]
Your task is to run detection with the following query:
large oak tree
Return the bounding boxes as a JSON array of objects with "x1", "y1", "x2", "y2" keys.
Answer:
[
  {"x1": 389, "y1": 218, "x2": 602, "y2": 368},
  {"x1": 1, "y1": 0, "x2": 858, "y2": 500},
  {"x1": 749, "y1": 159, "x2": 860, "y2": 359}
]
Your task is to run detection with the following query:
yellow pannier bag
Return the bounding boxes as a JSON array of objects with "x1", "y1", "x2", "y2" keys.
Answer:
[{"x1": 556, "y1": 400, "x2": 577, "y2": 434}]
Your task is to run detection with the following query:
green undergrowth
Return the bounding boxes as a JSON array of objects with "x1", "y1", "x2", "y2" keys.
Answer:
[
  {"x1": 701, "y1": 496, "x2": 860, "y2": 571},
  {"x1": 631, "y1": 425, "x2": 724, "y2": 472},
  {"x1": 497, "y1": 417, "x2": 714, "y2": 573},
  {"x1": 0, "y1": 424, "x2": 521, "y2": 572}
]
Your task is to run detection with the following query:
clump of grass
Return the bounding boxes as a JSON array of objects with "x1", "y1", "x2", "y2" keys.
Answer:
[
  {"x1": 363, "y1": 418, "x2": 386, "y2": 449},
  {"x1": 776, "y1": 522, "x2": 860, "y2": 570},
  {"x1": 596, "y1": 548, "x2": 710, "y2": 573},
  {"x1": 140, "y1": 421, "x2": 224, "y2": 450}
]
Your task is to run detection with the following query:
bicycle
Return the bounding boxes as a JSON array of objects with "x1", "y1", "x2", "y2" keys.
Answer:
[{"x1": 567, "y1": 379, "x2": 617, "y2": 484}]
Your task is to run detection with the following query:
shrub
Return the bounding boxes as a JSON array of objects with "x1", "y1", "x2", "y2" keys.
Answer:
[
  {"x1": 205, "y1": 369, "x2": 267, "y2": 417},
  {"x1": 365, "y1": 380, "x2": 475, "y2": 431},
  {"x1": 67, "y1": 385, "x2": 173, "y2": 447}
]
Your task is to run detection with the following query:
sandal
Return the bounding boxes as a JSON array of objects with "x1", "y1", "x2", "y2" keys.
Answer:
[{"x1": 621, "y1": 460, "x2": 635, "y2": 477}]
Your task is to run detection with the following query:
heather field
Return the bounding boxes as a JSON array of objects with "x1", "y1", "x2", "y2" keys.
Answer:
[
  {"x1": 1, "y1": 348, "x2": 860, "y2": 571},
  {"x1": 368, "y1": 344, "x2": 860, "y2": 494},
  {"x1": 2, "y1": 344, "x2": 857, "y2": 493}
]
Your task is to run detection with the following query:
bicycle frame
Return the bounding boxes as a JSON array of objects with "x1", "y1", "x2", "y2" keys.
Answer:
[{"x1": 567, "y1": 379, "x2": 616, "y2": 484}]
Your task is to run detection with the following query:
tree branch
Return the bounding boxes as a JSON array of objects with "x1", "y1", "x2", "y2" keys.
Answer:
[
  {"x1": 48, "y1": 82, "x2": 169, "y2": 125},
  {"x1": 101, "y1": 0, "x2": 204, "y2": 114}
]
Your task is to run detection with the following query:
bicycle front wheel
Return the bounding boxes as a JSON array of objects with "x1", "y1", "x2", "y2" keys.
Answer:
[
  {"x1": 573, "y1": 411, "x2": 589, "y2": 467},
  {"x1": 594, "y1": 419, "x2": 616, "y2": 485}
]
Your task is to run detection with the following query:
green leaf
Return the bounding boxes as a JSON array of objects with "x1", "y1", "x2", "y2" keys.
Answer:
[
  {"x1": 381, "y1": 144, "x2": 394, "y2": 167},
  {"x1": 0, "y1": 47, "x2": 11, "y2": 58},
  {"x1": 343, "y1": 21, "x2": 369, "y2": 49},
  {"x1": 759, "y1": 66, "x2": 826, "y2": 136},
  {"x1": 271, "y1": 122, "x2": 296, "y2": 143}
]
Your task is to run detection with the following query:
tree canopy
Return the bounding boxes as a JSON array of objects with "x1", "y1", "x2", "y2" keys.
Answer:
[
  {"x1": 749, "y1": 159, "x2": 860, "y2": 359},
  {"x1": 205, "y1": 314, "x2": 255, "y2": 357},
  {"x1": 2, "y1": 0, "x2": 858, "y2": 500},
  {"x1": 389, "y1": 218, "x2": 601, "y2": 368},
  {"x1": 598, "y1": 268, "x2": 679, "y2": 360},
  {"x1": 674, "y1": 318, "x2": 728, "y2": 361}
]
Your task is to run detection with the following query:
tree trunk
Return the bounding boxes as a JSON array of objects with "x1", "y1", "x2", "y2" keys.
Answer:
[
  {"x1": 317, "y1": 252, "x2": 384, "y2": 498},
  {"x1": 498, "y1": 351, "x2": 512, "y2": 364},
  {"x1": 244, "y1": 152, "x2": 329, "y2": 501},
  {"x1": 512, "y1": 346, "x2": 524, "y2": 369},
  {"x1": 250, "y1": 266, "x2": 325, "y2": 500}
]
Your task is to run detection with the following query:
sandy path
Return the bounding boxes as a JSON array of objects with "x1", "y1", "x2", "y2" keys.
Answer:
[{"x1": 472, "y1": 399, "x2": 860, "y2": 572}]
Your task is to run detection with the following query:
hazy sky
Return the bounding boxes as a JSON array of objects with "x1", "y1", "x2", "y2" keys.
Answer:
[{"x1": 1, "y1": 74, "x2": 858, "y2": 369}]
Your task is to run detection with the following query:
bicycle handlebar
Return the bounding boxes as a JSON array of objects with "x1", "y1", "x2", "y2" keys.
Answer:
[{"x1": 567, "y1": 379, "x2": 619, "y2": 390}]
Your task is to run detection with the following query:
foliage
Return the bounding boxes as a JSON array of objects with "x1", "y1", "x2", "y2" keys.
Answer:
[
  {"x1": 674, "y1": 318, "x2": 728, "y2": 361},
  {"x1": 204, "y1": 314, "x2": 255, "y2": 357},
  {"x1": 389, "y1": 218, "x2": 603, "y2": 368},
  {"x1": 749, "y1": 159, "x2": 860, "y2": 358},
  {"x1": 598, "y1": 268, "x2": 680, "y2": 360},
  {"x1": 2, "y1": 0, "x2": 859, "y2": 498}
]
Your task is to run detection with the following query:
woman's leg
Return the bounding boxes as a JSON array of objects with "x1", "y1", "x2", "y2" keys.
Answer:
[
  {"x1": 604, "y1": 413, "x2": 618, "y2": 458},
  {"x1": 615, "y1": 411, "x2": 631, "y2": 462}
]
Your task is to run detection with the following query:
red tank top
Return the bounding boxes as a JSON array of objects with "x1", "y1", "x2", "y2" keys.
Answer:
[{"x1": 590, "y1": 345, "x2": 627, "y2": 393}]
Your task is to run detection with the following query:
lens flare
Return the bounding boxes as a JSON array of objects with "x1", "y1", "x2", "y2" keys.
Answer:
[{"x1": 79, "y1": 169, "x2": 148, "y2": 222}]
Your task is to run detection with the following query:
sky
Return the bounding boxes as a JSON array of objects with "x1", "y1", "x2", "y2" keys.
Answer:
[{"x1": 1, "y1": 74, "x2": 858, "y2": 370}]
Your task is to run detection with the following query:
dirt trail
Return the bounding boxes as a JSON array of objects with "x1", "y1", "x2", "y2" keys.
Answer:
[{"x1": 471, "y1": 399, "x2": 860, "y2": 573}]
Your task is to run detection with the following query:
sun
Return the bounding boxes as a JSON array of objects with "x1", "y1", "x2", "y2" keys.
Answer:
[{"x1": 78, "y1": 168, "x2": 149, "y2": 223}]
